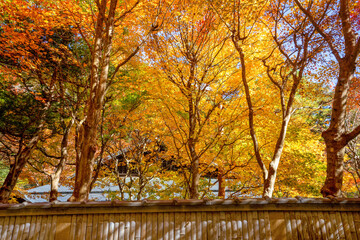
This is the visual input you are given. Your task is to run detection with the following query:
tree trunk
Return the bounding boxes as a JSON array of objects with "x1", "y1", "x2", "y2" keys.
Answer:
[
  {"x1": 189, "y1": 157, "x2": 200, "y2": 199},
  {"x1": 49, "y1": 172, "x2": 61, "y2": 202},
  {"x1": 0, "y1": 95, "x2": 52, "y2": 203},
  {"x1": 321, "y1": 131, "x2": 346, "y2": 197},
  {"x1": 232, "y1": 39, "x2": 268, "y2": 184},
  {"x1": 263, "y1": 115, "x2": 291, "y2": 197},
  {"x1": 263, "y1": 74, "x2": 299, "y2": 198},
  {"x1": 49, "y1": 117, "x2": 74, "y2": 202},
  {"x1": 70, "y1": 121, "x2": 99, "y2": 201},
  {"x1": 321, "y1": 65, "x2": 352, "y2": 197},
  {"x1": 0, "y1": 135, "x2": 39, "y2": 203},
  {"x1": 188, "y1": 124, "x2": 200, "y2": 199},
  {"x1": 69, "y1": 0, "x2": 117, "y2": 202},
  {"x1": 89, "y1": 108, "x2": 108, "y2": 192},
  {"x1": 218, "y1": 173, "x2": 225, "y2": 198},
  {"x1": 187, "y1": 63, "x2": 200, "y2": 199}
]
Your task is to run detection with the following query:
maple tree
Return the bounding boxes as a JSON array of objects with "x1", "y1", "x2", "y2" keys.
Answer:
[
  {"x1": 148, "y1": 0, "x2": 250, "y2": 198},
  {"x1": 87, "y1": 64, "x2": 172, "y2": 200},
  {"x1": 0, "y1": 0, "x2": 81, "y2": 203},
  {"x1": 64, "y1": 0, "x2": 163, "y2": 201},
  {"x1": 259, "y1": 0, "x2": 324, "y2": 197},
  {"x1": 294, "y1": 0, "x2": 360, "y2": 197},
  {"x1": 207, "y1": 0, "x2": 291, "y2": 198},
  {"x1": 1, "y1": 0, "x2": 360, "y2": 202},
  {"x1": 28, "y1": 72, "x2": 86, "y2": 201}
]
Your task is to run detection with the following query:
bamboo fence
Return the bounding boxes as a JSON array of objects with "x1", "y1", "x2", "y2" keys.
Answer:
[{"x1": 0, "y1": 198, "x2": 359, "y2": 239}]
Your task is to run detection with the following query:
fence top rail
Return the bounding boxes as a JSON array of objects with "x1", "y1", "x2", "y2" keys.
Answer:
[{"x1": 0, "y1": 198, "x2": 359, "y2": 216}]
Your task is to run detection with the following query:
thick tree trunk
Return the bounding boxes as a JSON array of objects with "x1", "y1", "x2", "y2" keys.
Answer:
[
  {"x1": 0, "y1": 158, "x2": 27, "y2": 203},
  {"x1": 70, "y1": 121, "x2": 100, "y2": 201},
  {"x1": 321, "y1": 131, "x2": 346, "y2": 197},
  {"x1": 189, "y1": 157, "x2": 199, "y2": 199},
  {"x1": 69, "y1": 0, "x2": 117, "y2": 202},
  {"x1": 321, "y1": 66, "x2": 352, "y2": 197}
]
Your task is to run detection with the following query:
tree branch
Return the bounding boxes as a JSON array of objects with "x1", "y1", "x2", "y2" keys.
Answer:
[
  {"x1": 344, "y1": 124, "x2": 360, "y2": 145},
  {"x1": 37, "y1": 147, "x2": 61, "y2": 160},
  {"x1": 293, "y1": 0, "x2": 341, "y2": 62}
]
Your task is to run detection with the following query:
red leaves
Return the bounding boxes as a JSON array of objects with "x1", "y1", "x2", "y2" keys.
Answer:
[
  {"x1": 0, "y1": 0, "x2": 77, "y2": 73},
  {"x1": 348, "y1": 77, "x2": 360, "y2": 109},
  {"x1": 351, "y1": 1, "x2": 360, "y2": 31}
]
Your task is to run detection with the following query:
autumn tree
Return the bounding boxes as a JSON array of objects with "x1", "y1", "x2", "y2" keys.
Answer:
[
  {"x1": 66, "y1": 0, "x2": 162, "y2": 201},
  {"x1": 28, "y1": 69, "x2": 87, "y2": 202},
  {"x1": 149, "y1": 0, "x2": 246, "y2": 199},
  {"x1": 294, "y1": 0, "x2": 360, "y2": 197},
  {"x1": 259, "y1": 0, "x2": 324, "y2": 197},
  {"x1": 0, "y1": 81, "x2": 57, "y2": 201},
  {"x1": 85, "y1": 63, "x2": 169, "y2": 200},
  {"x1": 207, "y1": 0, "x2": 325, "y2": 198},
  {"x1": 0, "y1": 0, "x2": 80, "y2": 203}
]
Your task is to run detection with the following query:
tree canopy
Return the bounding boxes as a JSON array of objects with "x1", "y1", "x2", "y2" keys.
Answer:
[{"x1": 0, "y1": 0, "x2": 359, "y2": 203}]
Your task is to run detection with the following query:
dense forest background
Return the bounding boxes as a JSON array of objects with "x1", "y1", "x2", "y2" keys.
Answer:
[{"x1": 0, "y1": 0, "x2": 359, "y2": 203}]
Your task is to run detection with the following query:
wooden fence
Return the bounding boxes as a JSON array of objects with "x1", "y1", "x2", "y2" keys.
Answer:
[{"x1": 0, "y1": 198, "x2": 359, "y2": 239}]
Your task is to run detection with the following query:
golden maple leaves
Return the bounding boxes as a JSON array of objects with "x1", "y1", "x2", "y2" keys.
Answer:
[{"x1": 0, "y1": 0, "x2": 347, "y2": 198}]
